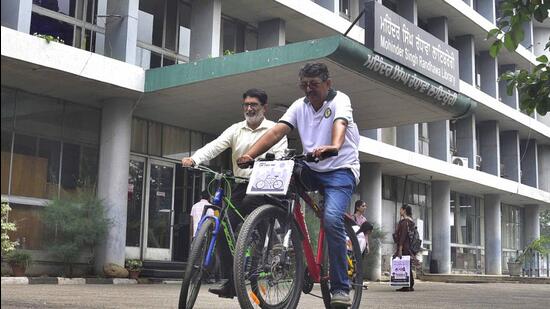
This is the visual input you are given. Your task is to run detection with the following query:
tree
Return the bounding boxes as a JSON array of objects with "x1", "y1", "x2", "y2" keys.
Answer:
[
  {"x1": 488, "y1": 0, "x2": 550, "y2": 116},
  {"x1": 541, "y1": 208, "x2": 550, "y2": 239}
]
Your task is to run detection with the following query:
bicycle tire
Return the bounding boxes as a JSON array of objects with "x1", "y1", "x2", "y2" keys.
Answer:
[
  {"x1": 233, "y1": 205, "x2": 304, "y2": 309},
  {"x1": 273, "y1": 180, "x2": 284, "y2": 190},
  {"x1": 178, "y1": 218, "x2": 215, "y2": 309},
  {"x1": 320, "y1": 221, "x2": 363, "y2": 309}
]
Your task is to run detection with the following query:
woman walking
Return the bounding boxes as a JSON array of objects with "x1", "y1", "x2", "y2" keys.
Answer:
[{"x1": 393, "y1": 204, "x2": 418, "y2": 292}]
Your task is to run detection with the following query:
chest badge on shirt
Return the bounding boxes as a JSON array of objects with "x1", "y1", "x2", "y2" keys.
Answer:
[{"x1": 324, "y1": 107, "x2": 332, "y2": 118}]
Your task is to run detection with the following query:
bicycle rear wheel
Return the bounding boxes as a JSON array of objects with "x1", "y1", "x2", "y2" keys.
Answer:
[
  {"x1": 178, "y1": 218, "x2": 215, "y2": 309},
  {"x1": 233, "y1": 205, "x2": 304, "y2": 309},
  {"x1": 320, "y1": 221, "x2": 363, "y2": 309}
]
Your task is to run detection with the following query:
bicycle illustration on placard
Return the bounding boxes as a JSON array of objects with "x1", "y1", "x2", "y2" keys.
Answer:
[{"x1": 254, "y1": 175, "x2": 283, "y2": 190}]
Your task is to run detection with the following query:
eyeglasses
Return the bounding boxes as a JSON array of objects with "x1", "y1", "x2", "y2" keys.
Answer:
[
  {"x1": 298, "y1": 79, "x2": 323, "y2": 90},
  {"x1": 242, "y1": 102, "x2": 262, "y2": 109}
]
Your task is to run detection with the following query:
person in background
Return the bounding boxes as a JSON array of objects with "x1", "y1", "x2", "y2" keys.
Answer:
[
  {"x1": 190, "y1": 190, "x2": 213, "y2": 237},
  {"x1": 393, "y1": 204, "x2": 418, "y2": 292},
  {"x1": 352, "y1": 200, "x2": 371, "y2": 290}
]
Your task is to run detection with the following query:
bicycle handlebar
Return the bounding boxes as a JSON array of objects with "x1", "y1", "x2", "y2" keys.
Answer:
[{"x1": 238, "y1": 150, "x2": 338, "y2": 168}]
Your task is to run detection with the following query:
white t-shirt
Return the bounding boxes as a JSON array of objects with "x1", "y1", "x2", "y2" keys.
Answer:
[
  {"x1": 279, "y1": 90, "x2": 360, "y2": 183},
  {"x1": 190, "y1": 199, "x2": 214, "y2": 237}
]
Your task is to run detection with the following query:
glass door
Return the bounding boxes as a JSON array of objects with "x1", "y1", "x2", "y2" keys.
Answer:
[
  {"x1": 144, "y1": 159, "x2": 175, "y2": 260},
  {"x1": 125, "y1": 156, "x2": 146, "y2": 259}
]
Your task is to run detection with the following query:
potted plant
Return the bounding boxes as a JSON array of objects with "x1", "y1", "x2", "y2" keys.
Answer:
[
  {"x1": 507, "y1": 236, "x2": 550, "y2": 276},
  {"x1": 125, "y1": 259, "x2": 143, "y2": 279},
  {"x1": 5, "y1": 249, "x2": 32, "y2": 277}
]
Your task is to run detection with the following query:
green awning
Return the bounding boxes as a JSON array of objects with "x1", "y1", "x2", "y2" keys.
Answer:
[{"x1": 145, "y1": 35, "x2": 474, "y2": 119}]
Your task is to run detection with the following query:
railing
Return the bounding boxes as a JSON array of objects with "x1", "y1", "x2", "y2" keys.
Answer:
[{"x1": 522, "y1": 252, "x2": 550, "y2": 277}]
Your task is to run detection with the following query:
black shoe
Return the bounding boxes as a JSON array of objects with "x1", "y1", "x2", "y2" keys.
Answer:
[
  {"x1": 409, "y1": 287, "x2": 414, "y2": 292},
  {"x1": 396, "y1": 287, "x2": 410, "y2": 292},
  {"x1": 208, "y1": 279, "x2": 235, "y2": 298}
]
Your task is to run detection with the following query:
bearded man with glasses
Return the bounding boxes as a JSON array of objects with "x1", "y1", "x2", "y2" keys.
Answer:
[{"x1": 181, "y1": 88, "x2": 287, "y2": 298}]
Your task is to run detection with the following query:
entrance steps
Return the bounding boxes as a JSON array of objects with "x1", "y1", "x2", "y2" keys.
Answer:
[{"x1": 141, "y1": 261, "x2": 186, "y2": 279}]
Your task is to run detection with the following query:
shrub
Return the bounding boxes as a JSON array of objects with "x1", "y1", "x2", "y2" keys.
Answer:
[
  {"x1": 1, "y1": 200, "x2": 18, "y2": 255},
  {"x1": 5, "y1": 249, "x2": 32, "y2": 268},
  {"x1": 42, "y1": 193, "x2": 110, "y2": 277}
]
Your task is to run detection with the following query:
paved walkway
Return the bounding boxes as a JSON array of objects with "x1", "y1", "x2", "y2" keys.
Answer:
[{"x1": 2, "y1": 281, "x2": 549, "y2": 308}]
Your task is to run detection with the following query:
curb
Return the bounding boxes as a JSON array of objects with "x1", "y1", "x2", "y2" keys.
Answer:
[{"x1": 1, "y1": 277, "x2": 138, "y2": 285}]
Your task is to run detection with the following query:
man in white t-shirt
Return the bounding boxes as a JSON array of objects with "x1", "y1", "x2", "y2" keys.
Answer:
[
  {"x1": 237, "y1": 63, "x2": 360, "y2": 307},
  {"x1": 190, "y1": 190, "x2": 214, "y2": 237}
]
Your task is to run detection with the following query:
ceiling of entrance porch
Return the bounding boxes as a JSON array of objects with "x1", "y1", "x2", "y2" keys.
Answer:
[{"x1": 133, "y1": 59, "x2": 457, "y2": 136}]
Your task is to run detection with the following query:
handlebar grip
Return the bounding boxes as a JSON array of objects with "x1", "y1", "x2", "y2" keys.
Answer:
[
  {"x1": 320, "y1": 150, "x2": 338, "y2": 159},
  {"x1": 305, "y1": 150, "x2": 338, "y2": 162}
]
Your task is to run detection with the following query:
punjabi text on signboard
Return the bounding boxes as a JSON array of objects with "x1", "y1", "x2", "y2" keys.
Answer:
[{"x1": 365, "y1": 1, "x2": 459, "y2": 91}]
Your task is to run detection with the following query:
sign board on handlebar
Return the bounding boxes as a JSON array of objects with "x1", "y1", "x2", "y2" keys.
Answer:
[{"x1": 246, "y1": 160, "x2": 294, "y2": 195}]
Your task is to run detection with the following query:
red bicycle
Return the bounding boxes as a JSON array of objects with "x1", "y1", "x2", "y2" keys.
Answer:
[{"x1": 233, "y1": 152, "x2": 363, "y2": 309}]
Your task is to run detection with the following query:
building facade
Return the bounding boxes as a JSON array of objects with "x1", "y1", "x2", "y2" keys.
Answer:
[{"x1": 1, "y1": 0, "x2": 549, "y2": 277}]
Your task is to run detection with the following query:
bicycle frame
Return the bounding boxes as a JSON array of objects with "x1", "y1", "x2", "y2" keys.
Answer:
[
  {"x1": 196, "y1": 196, "x2": 243, "y2": 268},
  {"x1": 191, "y1": 166, "x2": 246, "y2": 269},
  {"x1": 291, "y1": 189, "x2": 326, "y2": 283}
]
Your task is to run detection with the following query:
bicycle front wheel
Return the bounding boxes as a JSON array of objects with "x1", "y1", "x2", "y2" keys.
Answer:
[
  {"x1": 233, "y1": 205, "x2": 304, "y2": 309},
  {"x1": 178, "y1": 217, "x2": 215, "y2": 309},
  {"x1": 320, "y1": 221, "x2": 363, "y2": 309}
]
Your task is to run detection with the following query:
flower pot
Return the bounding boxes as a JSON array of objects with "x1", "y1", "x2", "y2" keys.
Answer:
[
  {"x1": 507, "y1": 262, "x2": 522, "y2": 276},
  {"x1": 11, "y1": 264, "x2": 26, "y2": 277},
  {"x1": 128, "y1": 270, "x2": 140, "y2": 280}
]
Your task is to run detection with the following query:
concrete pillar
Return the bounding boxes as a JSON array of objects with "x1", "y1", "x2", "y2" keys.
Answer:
[
  {"x1": 431, "y1": 181, "x2": 451, "y2": 274},
  {"x1": 476, "y1": 0, "x2": 496, "y2": 24},
  {"x1": 538, "y1": 145, "x2": 550, "y2": 192},
  {"x1": 95, "y1": 99, "x2": 133, "y2": 272},
  {"x1": 499, "y1": 131, "x2": 520, "y2": 181},
  {"x1": 454, "y1": 35, "x2": 476, "y2": 85},
  {"x1": 190, "y1": 0, "x2": 221, "y2": 61},
  {"x1": 396, "y1": 0, "x2": 417, "y2": 25},
  {"x1": 524, "y1": 205, "x2": 540, "y2": 245},
  {"x1": 258, "y1": 19, "x2": 285, "y2": 49},
  {"x1": 479, "y1": 121, "x2": 500, "y2": 176},
  {"x1": 520, "y1": 139, "x2": 539, "y2": 188},
  {"x1": 425, "y1": 17, "x2": 450, "y2": 162},
  {"x1": 361, "y1": 129, "x2": 382, "y2": 141},
  {"x1": 479, "y1": 51, "x2": 499, "y2": 99},
  {"x1": 455, "y1": 115, "x2": 476, "y2": 169},
  {"x1": 359, "y1": 163, "x2": 382, "y2": 281},
  {"x1": 484, "y1": 194, "x2": 501, "y2": 275},
  {"x1": 103, "y1": 0, "x2": 139, "y2": 64},
  {"x1": 1, "y1": 0, "x2": 32, "y2": 33},
  {"x1": 498, "y1": 64, "x2": 519, "y2": 109},
  {"x1": 429, "y1": 121, "x2": 450, "y2": 162},
  {"x1": 397, "y1": 124, "x2": 419, "y2": 152}
]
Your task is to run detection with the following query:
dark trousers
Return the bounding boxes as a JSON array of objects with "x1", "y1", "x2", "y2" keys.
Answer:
[{"x1": 216, "y1": 183, "x2": 267, "y2": 283}]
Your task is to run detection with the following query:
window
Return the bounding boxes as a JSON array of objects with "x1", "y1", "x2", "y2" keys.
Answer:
[
  {"x1": 501, "y1": 204, "x2": 521, "y2": 250},
  {"x1": 1, "y1": 87, "x2": 100, "y2": 200},
  {"x1": 129, "y1": 118, "x2": 228, "y2": 169},
  {"x1": 339, "y1": 0, "x2": 351, "y2": 19},
  {"x1": 451, "y1": 192, "x2": 481, "y2": 246},
  {"x1": 221, "y1": 16, "x2": 258, "y2": 55},
  {"x1": 31, "y1": 0, "x2": 101, "y2": 51},
  {"x1": 137, "y1": 0, "x2": 191, "y2": 68}
]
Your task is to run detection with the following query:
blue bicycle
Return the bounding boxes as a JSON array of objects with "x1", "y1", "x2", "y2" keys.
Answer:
[{"x1": 178, "y1": 165, "x2": 246, "y2": 309}]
